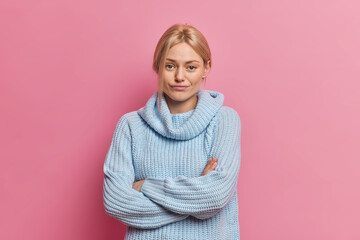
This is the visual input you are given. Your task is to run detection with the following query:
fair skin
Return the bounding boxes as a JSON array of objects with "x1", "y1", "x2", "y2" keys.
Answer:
[
  {"x1": 132, "y1": 42, "x2": 217, "y2": 192},
  {"x1": 162, "y1": 42, "x2": 210, "y2": 114}
]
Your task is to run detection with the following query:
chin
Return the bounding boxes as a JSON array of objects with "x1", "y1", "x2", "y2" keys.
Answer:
[
  {"x1": 165, "y1": 92, "x2": 190, "y2": 102},
  {"x1": 170, "y1": 95, "x2": 189, "y2": 102}
]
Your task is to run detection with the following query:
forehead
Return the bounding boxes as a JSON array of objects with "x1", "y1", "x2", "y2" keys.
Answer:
[{"x1": 166, "y1": 43, "x2": 202, "y2": 61}]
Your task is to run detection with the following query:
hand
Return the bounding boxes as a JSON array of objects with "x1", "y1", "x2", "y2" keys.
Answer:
[
  {"x1": 132, "y1": 179, "x2": 145, "y2": 192},
  {"x1": 201, "y1": 157, "x2": 218, "y2": 176}
]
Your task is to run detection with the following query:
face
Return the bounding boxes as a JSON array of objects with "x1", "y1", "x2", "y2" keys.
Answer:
[{"x1": 162, "y1": 42, "x2": 210, "y2": 104}]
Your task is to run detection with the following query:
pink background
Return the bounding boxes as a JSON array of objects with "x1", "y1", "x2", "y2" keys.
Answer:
[{"x1": 1, "y1": 0, "x2": 359, "y2": 239}]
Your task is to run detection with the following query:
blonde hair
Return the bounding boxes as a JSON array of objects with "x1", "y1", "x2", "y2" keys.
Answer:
[{"x1": 152, "y1": 23, "x2": 212, "y2": 111}]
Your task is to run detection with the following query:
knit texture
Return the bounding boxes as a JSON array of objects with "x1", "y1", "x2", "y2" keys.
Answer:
[{"x1": 103, "y1": 89, "x2": 241, "y2": 240}]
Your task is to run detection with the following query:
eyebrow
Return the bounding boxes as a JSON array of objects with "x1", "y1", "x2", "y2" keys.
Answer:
[{"x1": 166, "y1": 58, "x2": 200, "y2": 64}]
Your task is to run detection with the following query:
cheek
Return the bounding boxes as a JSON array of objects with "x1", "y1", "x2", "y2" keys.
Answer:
[
  {"x1": 190, "y1": 72, "x2": 203, "y2": 81},
  {"x1": 162, "y1": 72, "x2": 173, "y2": 81}
]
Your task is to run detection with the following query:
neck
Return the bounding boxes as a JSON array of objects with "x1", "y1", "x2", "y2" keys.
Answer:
[{"x1": 164, "y1": 93, "x2": 198, "y2": 114}]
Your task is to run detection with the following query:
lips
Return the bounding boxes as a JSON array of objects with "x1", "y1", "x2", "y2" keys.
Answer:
[{"x1": 171, "y1": 85, "x2": 188, "y2": 91}]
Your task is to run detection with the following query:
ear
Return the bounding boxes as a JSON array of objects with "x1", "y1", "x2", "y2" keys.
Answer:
[{"x1": 203, "y1": 60, "x2": 211, "y2": 78}]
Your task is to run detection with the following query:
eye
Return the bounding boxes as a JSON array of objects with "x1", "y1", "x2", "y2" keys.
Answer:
[
  {"x1": 188, "y1": 65, "x2": 197, "y2": 70},
  {"x1": 165, "y1": 64, "x2": 174, "y2": 70}
]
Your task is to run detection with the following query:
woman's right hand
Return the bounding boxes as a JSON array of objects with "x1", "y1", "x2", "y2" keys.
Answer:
[{"x1": 201, "y1": 157, "x2": 218, "y2": 176}]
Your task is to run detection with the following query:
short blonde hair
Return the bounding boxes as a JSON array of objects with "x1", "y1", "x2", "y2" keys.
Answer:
[{"x1": 152, "y1": 23, "x2": 212, "y2": 111}]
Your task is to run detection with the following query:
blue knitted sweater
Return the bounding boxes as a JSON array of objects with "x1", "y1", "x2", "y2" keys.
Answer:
[{"x1": 103, "y1": 89, "x2": 241, "y2": 240}]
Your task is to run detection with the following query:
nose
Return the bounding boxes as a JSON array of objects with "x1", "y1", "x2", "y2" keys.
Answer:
[{"x1": 175, "y1": 67, "x2": 185, "y2": 82}]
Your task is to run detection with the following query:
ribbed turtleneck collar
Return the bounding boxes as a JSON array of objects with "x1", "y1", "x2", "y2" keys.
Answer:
[{"x1": 137, "y1": 89, "x2": 224, "y2": 140}]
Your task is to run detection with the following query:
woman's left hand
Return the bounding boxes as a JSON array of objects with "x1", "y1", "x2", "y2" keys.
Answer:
[{"x1": 132, "y1": 180, "x2": 145, "y2": 192}]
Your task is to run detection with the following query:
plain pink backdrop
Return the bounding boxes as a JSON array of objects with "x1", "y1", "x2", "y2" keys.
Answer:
[{"x1": 1, "y1": 0, "x2": 359, "y2": 239}]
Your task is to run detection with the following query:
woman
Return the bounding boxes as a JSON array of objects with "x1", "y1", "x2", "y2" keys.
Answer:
[{"x1": 103, "y1": 23, "x2": 242, "y2": 240}]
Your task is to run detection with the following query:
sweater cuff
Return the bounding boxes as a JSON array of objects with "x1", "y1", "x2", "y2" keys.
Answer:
[{"x1": 140, "y1": 178, "x2": 166, "y2": 204}]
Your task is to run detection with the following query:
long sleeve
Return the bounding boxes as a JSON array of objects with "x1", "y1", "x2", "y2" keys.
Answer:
[
  {"x1": 103, "y1": 115, "x2": 189, "y2": 229},
  {"x1": 140, "y1": 107, "x2": 241, "y2": 220}
]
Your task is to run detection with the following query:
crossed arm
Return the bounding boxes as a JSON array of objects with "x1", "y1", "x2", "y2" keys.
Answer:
[
  {"x1": 103, "y1": 115, "x2": 188, "y2": 229},
  {"x1": 132, "y1": 157, "x2": 218, "y2": 191},
  {"x1": 103, "y1": 108, "x2": 241, "y2": 228}
]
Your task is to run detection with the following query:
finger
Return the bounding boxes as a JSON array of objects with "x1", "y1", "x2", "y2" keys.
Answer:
[
  {"x1": 209, "y1": 157, "x2": 217, "y2": 162},
  {"x1": 207, "y1": 164, "x2": 216, "y2": 171},
  {"x1": 208, "y1": 158, "x2": 215, "y2": 166},
  {"x1": 208, "y1": 159, "x2": 216, "y2": 167}
]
